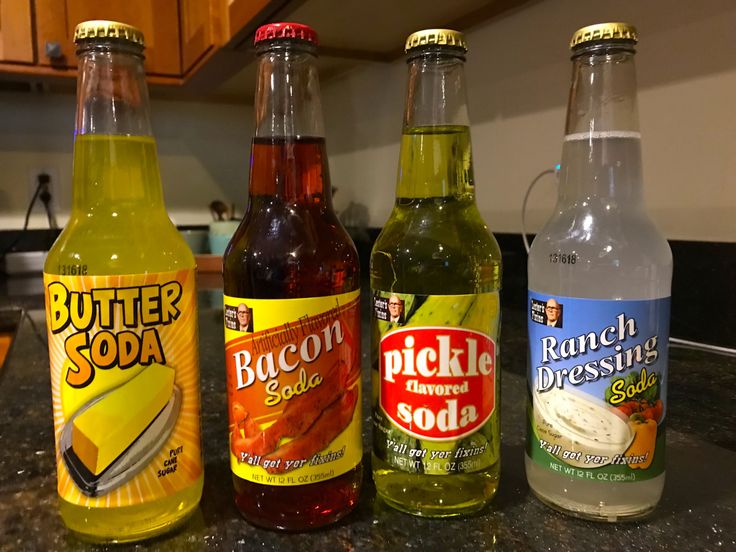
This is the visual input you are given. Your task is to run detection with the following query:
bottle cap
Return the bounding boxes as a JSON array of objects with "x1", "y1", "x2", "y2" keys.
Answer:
[
  {"x1": 570, "y1": 22, "x2": 637, "y2": 50},
  {"x1": 254, "y1": 22, "x2": 319, "y2": 46},
  {"x1": 74, "y1": 20, "x2": 145, "y2": 48},
  {"x1": 405, "y1": 29, "x2": 467, "y2": 54}
]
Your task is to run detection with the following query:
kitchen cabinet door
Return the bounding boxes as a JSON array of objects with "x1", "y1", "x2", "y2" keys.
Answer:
[
  {"x1": 34, "y1": 0, "x2": 181, "y2": 75},
  {"x1": 0, "y1": 0, "x2": 34, "y2": 63},
  {"x1": 227, "y1": 0, "x2": 282, "y2": 41},
  {"x1": 180, "y1": 0, "x2": 221, "y2": 74}
]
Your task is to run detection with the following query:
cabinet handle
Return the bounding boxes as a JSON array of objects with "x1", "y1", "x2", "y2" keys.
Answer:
[{"x1": 45, "y1": 41, "x2": 63, "y2": 59}]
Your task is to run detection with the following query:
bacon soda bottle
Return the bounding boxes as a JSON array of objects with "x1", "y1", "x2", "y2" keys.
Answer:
[
  {"x1": 525, "y1": 23, "x2": 673, "y2": 521},
  {"x1": 370, "y1": 29, "x2": 502, "y2": 517},
  {"x1": 43, "y1": 21, "x2": 203, "y2": 542},
  {"x1": 222, "y1": 22, "x2": 362, "y2": 530}
]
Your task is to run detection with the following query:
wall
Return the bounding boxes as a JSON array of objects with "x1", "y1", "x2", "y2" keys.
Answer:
[
  {"x1": 0, "y1": 92, "x2": 252, "y2": 228},
  {"x1": 322, "y1": 0, "x2": 736, "y2": 242}
]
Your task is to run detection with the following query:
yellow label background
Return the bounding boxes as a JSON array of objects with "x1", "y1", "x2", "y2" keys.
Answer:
[
  {"x1": 44, "y1": 270, "x2": 203, "y2": 507},
  {"x1": 224, "y1": 291, "x2": 362, "y2": 486}
]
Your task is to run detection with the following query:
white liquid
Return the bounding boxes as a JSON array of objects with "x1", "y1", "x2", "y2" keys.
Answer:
[{"x1": 526, "y1": 136, "x2": 672, "y2": 521}]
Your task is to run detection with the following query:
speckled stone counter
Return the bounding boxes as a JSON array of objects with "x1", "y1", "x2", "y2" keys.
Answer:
[{"x1": 0, "y1": 293, "x2": 734, "y2": 551}]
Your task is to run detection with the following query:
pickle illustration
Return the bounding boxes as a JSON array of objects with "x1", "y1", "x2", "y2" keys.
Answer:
[
  {"x1": 461, "y1": 292, "x2": 500, "y2": 336},
  {"x1": 374, "y1": 293, "x2": 498, "y2": 477},
  {"x1": 403, "y1": 294, "x2": 476, "y2": 327}
]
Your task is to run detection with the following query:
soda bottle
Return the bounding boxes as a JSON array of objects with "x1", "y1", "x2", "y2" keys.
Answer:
[
  {"x1": 370, "y1": 29, "x2": 502, "y2": 517},
  {"x1": 525, "y1": 22, "x2": 673, "y2": 521},
  {"x1": 43, "y1": 21, "x2": 203, "y2": 542},
  {"x1": 222, "y1": 22, "x2": 362, "y2": 530}
]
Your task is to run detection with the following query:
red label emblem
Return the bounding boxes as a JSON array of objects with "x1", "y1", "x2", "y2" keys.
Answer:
[{"x1": 379, "y1": 326, "x2": 496, "y2": 441}]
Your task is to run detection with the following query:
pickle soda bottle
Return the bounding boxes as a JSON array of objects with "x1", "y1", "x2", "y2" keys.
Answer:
[
  {"x1": 525, "y1": 23, "x2": 673, "y2": 521},
  {"x1": 222, "y1": 22, "x2": 362, "y2": 530},
  {"x1": 370, "y1": 29, "x2": 502, "y2": 517},
  {"x1": 43, "y1": 21, "x2": 203, "y2": 542}
]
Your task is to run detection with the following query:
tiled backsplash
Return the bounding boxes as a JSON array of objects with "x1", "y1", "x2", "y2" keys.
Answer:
[{"x1": 2, "y1": 229, "x2": 733, "y2": 349}]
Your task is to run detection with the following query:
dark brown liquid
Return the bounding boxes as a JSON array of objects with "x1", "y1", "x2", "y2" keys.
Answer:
[{"x1": 223, "y1": 136, "x2": 361, "y2": 530}]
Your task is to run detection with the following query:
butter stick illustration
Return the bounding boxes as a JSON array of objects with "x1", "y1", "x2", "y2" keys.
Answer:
[
  {"x1": 62, "y1": 362, "x2": 181, "y2": 496},
  {"x1": 71, "y1": 363, "x2": 175, "y2": 475}
]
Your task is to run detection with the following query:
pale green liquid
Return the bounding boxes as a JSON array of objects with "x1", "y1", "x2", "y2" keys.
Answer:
[{"x1": 371, "y1": 126, "x2": 502, "y2": 516}]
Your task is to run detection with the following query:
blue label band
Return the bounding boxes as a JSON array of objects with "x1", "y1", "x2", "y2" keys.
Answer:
[{"x1": 527, "y1": 293, "x2": 670, "y2": 482}]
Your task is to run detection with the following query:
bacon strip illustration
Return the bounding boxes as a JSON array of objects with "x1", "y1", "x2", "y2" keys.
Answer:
[
  {"x1": 337, "y1": 309, "x2": 360, "y2": 381},
  {"x1": 230, "y1": 411, "x2": 261, "y2": 457},
  {"x1": 238, "y1": 360, "x2": 349, "y2": 456},
  {"x1": 263, "y1": 386, "x2": 358, "y2": 474}
]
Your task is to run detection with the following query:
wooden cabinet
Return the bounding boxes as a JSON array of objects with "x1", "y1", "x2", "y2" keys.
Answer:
[
  {"x1": 0, "y1": 0, "x2": 34, "y2": 63},
  {"x1": 34, "y1": 0, "x2": 182, "y2": 76},
  {"x1": 0, "y1": 0, "x2": 533, "y2": 95},
  {"x1": 0, "y1": 0, "x2": 221, "y2": 83},
  {"x1": 226, "y1": 0, "x2": 284, "y2": 43},
  {"x1": 180, "y1": 0, "x2": 220, "y2": 73}
]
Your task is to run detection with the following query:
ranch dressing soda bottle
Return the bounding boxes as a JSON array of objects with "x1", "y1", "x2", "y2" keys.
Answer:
[
  {"x1": 526, "y1": 23, "x2": 672, "y2": 521},
  {"x1": 371, "y1": 29, "x2": 502, "y2": 517},
  {"x1": 43, "y1": 21, "x2": 203, "y2": 541}
]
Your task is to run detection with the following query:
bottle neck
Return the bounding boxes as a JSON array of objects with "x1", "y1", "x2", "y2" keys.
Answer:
[
  {"x1": 249, "y1": 43, "x2": 330, "y2": 202},
  {"x1": 559, "y1": 46, "x2": 643, "y2": 204},
  {"x1": 397, "y1": 50, "x2": 475, "y2": 200},
  {"x1": 253, "y1": 44, "x2": 324, "y2": 138},
  {"x1": 72, "y1": 44, "x2": 165, "y2": 214},
  {"x1": 404, "y1": 49, "x2": 470, "y2": 129},
  {"x1": 75, "y1": 44, "x2": 153, "y2": 136}
]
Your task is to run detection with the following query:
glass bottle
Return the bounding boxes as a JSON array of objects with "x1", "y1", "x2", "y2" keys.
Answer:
[
  {"x1": 370, "y1": 29, "x2": 502, "y2": 517},
  {"x1": 222, "y1": 22, "x2": 362, "y2": 530},
  {"x1": 43, "y1": 21, "x2": 203, "y2": 542},
  {"x1": 525, "y1": 22, "x2": 672, "y2": 521}
]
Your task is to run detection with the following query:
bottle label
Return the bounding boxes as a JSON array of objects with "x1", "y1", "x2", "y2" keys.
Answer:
[
  {"x1": 372, "y1": 291, "x2": 500, "y2": 475},
  {"x1": 527, "y1": 292, "x2": 670, "y2": 482},
  {"x1": 43, "y1": 270, "x2": 203, "y2": 506},
  {"x1": 224, "y1": 291, "x2": 362, "y2": 486}
]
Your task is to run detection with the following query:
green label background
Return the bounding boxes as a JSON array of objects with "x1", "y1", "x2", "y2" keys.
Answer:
[{"x1": 371, "y1": 291, "x2": 501, "y2": 475}]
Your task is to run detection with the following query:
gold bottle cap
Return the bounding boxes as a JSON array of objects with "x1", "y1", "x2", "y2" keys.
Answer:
[
  {"x1": 570, "y1": 22, "x2": 637, "y2": 50},
  {"x1": 74, "y1": 20, "x2": 145, "y2": 48},
  {"x1": 405, "y1": 29, "x2": 467, "y2": 53}
]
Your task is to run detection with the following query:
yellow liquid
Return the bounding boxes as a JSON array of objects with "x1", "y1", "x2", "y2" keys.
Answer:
[
  {"x1": 46, "y1": 135, "x2": 196, "y2": 275},
  {"x1": 45, "y1": 135, "x2": 203, "y2": 542},
  {"x1": 373, "y1": 455, "x2": 499, "y2": 517}
]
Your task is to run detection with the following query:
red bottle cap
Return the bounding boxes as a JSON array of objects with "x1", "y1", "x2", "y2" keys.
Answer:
[{"x1": 254, "y1": 22, "x2": 319, "y2": 46}]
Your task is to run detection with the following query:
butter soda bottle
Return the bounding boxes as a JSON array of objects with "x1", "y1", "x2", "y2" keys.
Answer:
[
  {"x1": 222, "y1": 22, "x2": 362, "y2": 530},
  {"x1": 526, "y1": 23, "x2": 672, "y2": 521},
  {"x1": 43, "y1": 21, "x2": 203, "y2": 542},
  {"x1": 370, "y1": 29, "x2": 502, "y2": 517}
]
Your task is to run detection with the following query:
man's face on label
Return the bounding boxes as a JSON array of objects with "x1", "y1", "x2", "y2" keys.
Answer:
[
  {"x1": 237, "y1": 304, "x2": 250, "y2": 327},
  {"x1": 545, "y1": 299, "x2": 560, "y2": 323},
  {"x1": 388, "y1": 296, "x2": 402, "y2": 319}
]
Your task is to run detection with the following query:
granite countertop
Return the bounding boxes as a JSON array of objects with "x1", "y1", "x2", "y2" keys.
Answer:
[{"x1": 0, "y1": 290, "x2": 734, "y2": 551}]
